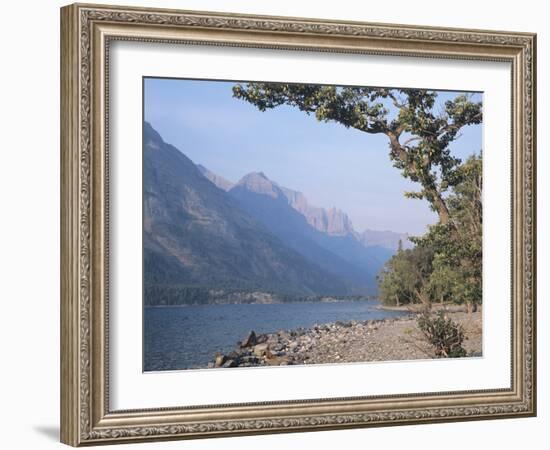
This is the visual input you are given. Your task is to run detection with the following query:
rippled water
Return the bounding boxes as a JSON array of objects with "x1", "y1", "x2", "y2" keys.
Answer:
[{"x1": 143, "y1": 300, "x2": 408, "y2": 371}]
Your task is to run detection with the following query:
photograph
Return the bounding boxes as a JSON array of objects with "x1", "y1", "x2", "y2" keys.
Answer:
[
  {"x1": 56, "y1": 2, "x2": 536, "y2": 446},
  {"x1": 142, "y1": 78, "x2": 484, "y2": 372}
]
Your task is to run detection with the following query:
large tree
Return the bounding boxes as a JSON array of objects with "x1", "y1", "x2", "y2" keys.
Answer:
[
  {"x1": 378, "y1": 155, "x2": 482, "y2": 309},
  {"x1": 418, "y1": 154, "x2": 483, "y2": 312},
  {"x1": 233, "y1": 84, "x2": 482, "y2": 227}
]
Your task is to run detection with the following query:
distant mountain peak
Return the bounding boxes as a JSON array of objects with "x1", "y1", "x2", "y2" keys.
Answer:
[
  {"x1": 236, "y1": 171, "x2": 282, "y2": 198},
  {"x1": 277, "y1": 186, "x2": 354, "y2": 237},
  {"x1": 241, "y1": 171, "x2": 269, "y2": 181},
  {"x1": 143, "y1": 121, "x2": 164, "y2": 149},
  {"x1": 231, "y1": 172, "x2": 355, "y2": 237},
  {"x1": 323, "y1": 207, "x2": 355, "y2": 236},
  {"x1": 197, "y1": 164, "x2": 234, "y2": 191}
]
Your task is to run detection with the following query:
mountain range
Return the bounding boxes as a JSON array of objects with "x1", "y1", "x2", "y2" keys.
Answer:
[
  {"x1": 144, "y1": 122, "x2": 412, "y2": 304},
  {"x1": 198, "y1": 163, "x2": 412, "y2": 248}
]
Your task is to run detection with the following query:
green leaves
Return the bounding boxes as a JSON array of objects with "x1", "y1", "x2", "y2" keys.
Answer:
[
  {"x1": 233, "y1": 83, "x2": 392, "y2": 133},
  {"x1": 378, "y1": 155, "x2": 482, "y2": 308},
  {"x1": 377, "y1": 244, "x2": 434, "y2": 306},
  {"x1": 417, "y1": 312, "x2": 467, "y2": 358},
  {"x1": 413, "y1": 155, "x2": 482, "y2": 307}
]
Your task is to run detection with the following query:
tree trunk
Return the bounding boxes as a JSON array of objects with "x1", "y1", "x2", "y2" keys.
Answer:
[
  {"x1": 429, "y1": 190, "x2": 451, "y2": 225},
  {"x1": 414, "y1": 288, "x2": 431, "y2": 310},
  {"x1": 387, "y1": 134, "x2": 452, "y2": 226}
]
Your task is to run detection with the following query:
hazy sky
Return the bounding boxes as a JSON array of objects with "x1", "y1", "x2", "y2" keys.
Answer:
[{"x1": 144, "y1": 78, "x2": 482, "y2": 235}]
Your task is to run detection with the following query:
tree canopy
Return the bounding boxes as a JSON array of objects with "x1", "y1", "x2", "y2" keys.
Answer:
[
  {"x1": 416, "y1": 154, "x2": 482, "y2": 310},
  {"x1": 233, "y1": 84, "x2": 482, "y2": 226},
  {"x1": 377, "y1": 155, "x2": 482, "y2": 309},
  {"x1": 377, "y1": 244, "x2": 434, "y2": 307}
]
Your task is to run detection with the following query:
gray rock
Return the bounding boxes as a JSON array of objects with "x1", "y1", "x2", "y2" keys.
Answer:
[
  {"x1": 278, "y1": 331, "x2": 290, "y2": 340},
  {"x1": 256, "y1": 333, "x2": 268, "y2": 344},
  {"x1": 240, "y1": 355, "x2": 260, "y2": 363},
  {"x1": 240, "y1": 330, "x2": 257, "y2": 348},
  {"x1": 228, "y1": 351, "x2": 241, "y2": 359},
  {"x1": 265, "y1": 355, "x2": 290, "y2": 366},
  {"x1": 253, "y1": 343, "x2": 269, "y2": 357},
  {"x1": 221, "y1": 359, "x2": 237, "y2": 368},
  {"x1": 214, "y1": 354, "x2": 226, "y2": 368}
]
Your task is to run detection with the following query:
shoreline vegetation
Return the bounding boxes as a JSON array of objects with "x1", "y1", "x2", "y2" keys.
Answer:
[
  {"x1": 376, "y1": 302, "x2": 469, "y2": 312},
  {"x1": 207, "y1": 305, "x2": 482, "y2": 369},
  {"x1": 144, "y1": 288, "x2": 377, "y2": 306}
]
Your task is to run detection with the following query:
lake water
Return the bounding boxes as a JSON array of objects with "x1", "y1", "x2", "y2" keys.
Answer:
[{"x1": 144, "y1": 300, "x2": 408, "y2": 371}]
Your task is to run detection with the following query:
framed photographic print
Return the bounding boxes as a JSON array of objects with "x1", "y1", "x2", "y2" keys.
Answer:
[{"x1": 60, "y1": 3, "x2": 537, "y2": 446}]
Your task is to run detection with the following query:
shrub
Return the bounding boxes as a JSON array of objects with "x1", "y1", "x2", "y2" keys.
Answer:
[{"x1": 417, "y1": 312, "x2": 467, "y2": 358}]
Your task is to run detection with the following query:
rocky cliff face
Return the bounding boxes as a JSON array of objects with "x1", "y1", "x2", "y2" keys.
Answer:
[
  {"x1": 143, "y1": 122, "x2": 351, "y2": 301},
  {"x1": 280, "y1": 186, "x2": 355, "y2": 236}
]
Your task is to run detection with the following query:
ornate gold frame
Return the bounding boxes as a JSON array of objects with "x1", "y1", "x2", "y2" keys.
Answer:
[{"x1": 60, "y1": 3, "x2": 536, "y2": 446}]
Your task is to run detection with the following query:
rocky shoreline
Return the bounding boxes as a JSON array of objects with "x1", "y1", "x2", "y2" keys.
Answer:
[{"x1": 208, "y1": 310, "x2": 483, "y2": 368}]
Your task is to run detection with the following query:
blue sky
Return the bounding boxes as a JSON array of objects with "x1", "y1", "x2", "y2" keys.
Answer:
[{"x1": 144, "y1": 78, "x2": 482, "y2": 235}]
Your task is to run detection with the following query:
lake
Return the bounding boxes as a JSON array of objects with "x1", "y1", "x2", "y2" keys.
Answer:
[{"x1": 143, "y1": 300, "x2": 408, "y2": 371}]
